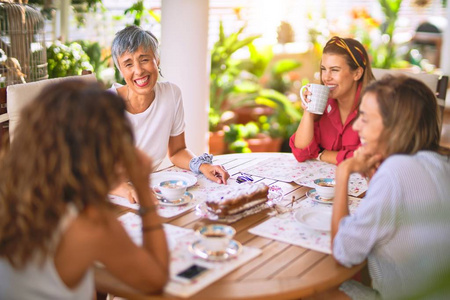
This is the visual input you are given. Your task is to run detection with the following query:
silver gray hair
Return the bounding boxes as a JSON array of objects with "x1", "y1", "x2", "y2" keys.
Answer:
[{"x1": 111, "y1": 25, "x2": 160, "y2": 70}]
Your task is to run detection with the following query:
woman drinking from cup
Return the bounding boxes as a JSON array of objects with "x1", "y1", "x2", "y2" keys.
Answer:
[
  {"x1": 109, "y1": 25, "x2": 229, "y2": 203},
  {"x1": 290, "y1": 36, "x2": 375, "y2": 164},
  {"x1": 329, "y1": 75, "x2": 450, "y2": 299}
]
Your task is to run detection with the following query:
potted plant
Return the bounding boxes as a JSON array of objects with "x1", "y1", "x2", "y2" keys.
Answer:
[
  {"x1": 208, "y1": 22, "x2": 261, "y2": 154},
  {"x1": 208, "y1": 22, "x2": 303, "y2": 154}
]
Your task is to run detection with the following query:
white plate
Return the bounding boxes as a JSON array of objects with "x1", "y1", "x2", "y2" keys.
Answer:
[
  {"x1": 151, "y1": 171, "x2": 197, "y2": 188},
  {"x1": 158, "y1": 192, "x2": 193, "y2": 206},
  {"x1": 188, "y1": 239, "x2": 242, "y2": 261},
  {"x1": 294, "y1": 208, "x2": 332, "y2": 232},
  {"x1": 306, "y1": 189, "x2": 333, "y2": 204}
]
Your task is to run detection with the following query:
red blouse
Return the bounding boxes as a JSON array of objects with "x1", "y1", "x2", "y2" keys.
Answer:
[{"x1": 290, "y1": 87, "x2": 361, "y2": 165}]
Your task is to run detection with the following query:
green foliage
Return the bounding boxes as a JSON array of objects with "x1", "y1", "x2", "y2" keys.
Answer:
[
  {"x1": 209, "y1": 21, "x2": 261, "y2": 127},
  {"x1": 74, "y1": 40, "x2": 110, "y2": 78},
  {"x1": 228, "y1": 139, "x2": 251, "y2": 153},
  {"x1": 126, "y1": 0, "x2": 160, "y2": 26},
  {"x1": 372, "y1": 0, "x2": 406, "y2": 68},
  {"x1": 209, "y1": 21, "x2": 302, "y2": 141},
  {"x1": 267, "y1": 59, "x2": 302, "y2": 94},
  {"x1": 46, "y1": 41, "x2": 93, "y2": 78},
  {"x1": 28, "y1": 0, "x2": 104, "y2": 26},
  {"x1": 224, "y1": 123, "x2": 257, "y2": 153},
  {"x1": 253, "y1": 89, "x2": 302, "y2": 139},
  {"x1": 245, "y1": 43, "x2": 273, "y2": 78},
  {"x1": 72, "y1": 0, "x2": 105, "y2": 26}
]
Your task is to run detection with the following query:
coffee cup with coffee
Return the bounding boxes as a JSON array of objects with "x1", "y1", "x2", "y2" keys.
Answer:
[
  {"x1": 196, "y1": 224, "x2": 236, "y2": 254},
  {"x1": 300, "y1": 84, "x2": 330, "y2": 115},
  {"x1": 313, "y1": 178, "x2": 335, "y2": 200}
]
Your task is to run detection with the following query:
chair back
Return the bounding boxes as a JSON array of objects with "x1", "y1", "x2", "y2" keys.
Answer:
[
  {"x1": 6, "y1": 74, "x2": 97, "y2": 142},
  {"x1": 372, "y1": 68, "x2": 448, "y2": 123}
]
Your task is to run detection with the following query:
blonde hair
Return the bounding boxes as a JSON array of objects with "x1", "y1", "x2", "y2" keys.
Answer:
[
  {"x1": 0, "y1": 80, "x2": 136, "y2": 268},
  {"x1": 363, "y1": 75, "x2": 449, "y2": 156}
]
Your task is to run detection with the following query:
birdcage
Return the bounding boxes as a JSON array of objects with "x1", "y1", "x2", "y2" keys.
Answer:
[{"x1": 0, "y1": 0, "x2": 48, "y2": 87}]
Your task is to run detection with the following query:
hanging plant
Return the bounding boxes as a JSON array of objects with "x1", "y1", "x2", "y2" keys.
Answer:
[{"x1": 27, "y1": 0, "x2": 104, "y2": 26}]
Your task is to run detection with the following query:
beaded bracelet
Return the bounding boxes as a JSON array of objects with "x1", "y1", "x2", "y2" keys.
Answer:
[
  {"x1": 189, "y1": 153, "x2": 213, "y2": 174},
  {"x1": 142, "y1": 224, "x2": 163, "y2": 232}
]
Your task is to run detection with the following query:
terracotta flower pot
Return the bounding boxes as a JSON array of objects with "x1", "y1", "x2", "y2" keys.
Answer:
[
  {"x1": 209, "y1": 130, "x2": 226, "y2": 155},
  {"x1": 232, "y1": 105, "x2": 275, "y2": 124},
  {"x1": 246, "y1": 134, "x2": 282, "y2": 152}
]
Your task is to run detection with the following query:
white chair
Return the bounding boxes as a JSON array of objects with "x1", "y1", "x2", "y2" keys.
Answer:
[
  {"x1": 1, "y1": 74, "x2": 97, "y2": 145},
  {"x1": 372, "y1": 68, "x2": 448, "y2": 124}
]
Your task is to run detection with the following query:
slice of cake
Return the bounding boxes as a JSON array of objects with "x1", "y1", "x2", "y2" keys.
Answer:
[{"x1": 205, "y1": 183, "x2": 269, "y2": 218}]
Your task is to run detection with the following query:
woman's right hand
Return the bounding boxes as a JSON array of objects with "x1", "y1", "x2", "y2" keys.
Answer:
[
  {"x1": 110, "y1": 182, "x2": 139, "y2": 204},
  {"x1": 300, "y1": 84, "x2": 312, "y2": 111},
  {"x1": 127, "y1": 149, "x2": 153, "y2": 188},
  {"x1": 122, "y1": 148, "x2": 158, "y2": 205}
]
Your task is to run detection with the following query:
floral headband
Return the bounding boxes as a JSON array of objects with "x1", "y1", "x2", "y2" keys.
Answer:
[{"x1": 327, "y1": 36, "x2": 367, "y2": 69}]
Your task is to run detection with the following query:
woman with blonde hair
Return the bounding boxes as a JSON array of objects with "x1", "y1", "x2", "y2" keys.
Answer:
[
  {"x1": 291, "y1": 36, "x2": 375, "y2": 164},
  {"x1": 0, "y1": 80, "x2": 169, "y2": 299},
  {"x1": 329, "y1": 75, "x2": 450, "y2": 299}
]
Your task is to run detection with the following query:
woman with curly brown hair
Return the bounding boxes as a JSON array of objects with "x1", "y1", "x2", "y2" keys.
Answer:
[{"x1": 0, "y1": 80, "x2": 169, "y2": 299}]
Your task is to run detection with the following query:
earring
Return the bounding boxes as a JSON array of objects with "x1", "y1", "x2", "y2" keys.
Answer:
[{"x1": 158, "y1": 66, "x2": 163, "y2": 77}]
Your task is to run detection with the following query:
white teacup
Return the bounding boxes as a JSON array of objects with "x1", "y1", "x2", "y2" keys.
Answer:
[
  {"x1": 300, "y1": 84, "x2": 330, "y2": 115},
  {"x1": 196, "y1": 224, "x2": 236, "y2": 253},
  {"x1": 313, "y1": 178, "x2": 336, "y2": 200},
  {"x1": 158, "y1": 180, "x2": 187, "y2": 201}
]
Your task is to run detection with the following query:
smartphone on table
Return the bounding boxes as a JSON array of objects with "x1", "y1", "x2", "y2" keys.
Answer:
[{"x1": 172, "y1": 264, "x2": 210, "y2": 284}]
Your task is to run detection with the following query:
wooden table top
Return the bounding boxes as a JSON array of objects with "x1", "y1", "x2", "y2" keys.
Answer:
[{"x1": 100, "y1": 153, "x2": 365, "y2": 300}]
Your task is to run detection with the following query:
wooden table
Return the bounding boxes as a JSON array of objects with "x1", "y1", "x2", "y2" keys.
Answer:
[{"x1": 98, "y1": 153, "x2": 365, "y2": 299}]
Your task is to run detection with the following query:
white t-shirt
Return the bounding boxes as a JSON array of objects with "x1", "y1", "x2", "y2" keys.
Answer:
[{"x1": 109, "y1": 81, "x2": 185, "y2": 171}]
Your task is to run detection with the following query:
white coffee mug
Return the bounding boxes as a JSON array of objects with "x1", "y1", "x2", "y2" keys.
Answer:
[{"x1": 300, "y1": 84, "x2": 330, "y2": 115}]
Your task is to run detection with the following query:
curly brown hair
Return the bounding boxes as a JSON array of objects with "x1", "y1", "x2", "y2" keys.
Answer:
[{"x1": 0, "y1": 80, "x2": 136, "y2": 268}]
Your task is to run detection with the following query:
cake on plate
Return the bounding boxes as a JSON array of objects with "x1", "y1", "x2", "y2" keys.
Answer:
[{"x1": 205, "y1": 183, "x2": 269, "y2": 218}]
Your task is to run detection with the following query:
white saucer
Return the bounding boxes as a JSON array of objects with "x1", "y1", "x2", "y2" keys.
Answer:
[
  {"x1": 306, "y1": 189, "x2": 333, "y2": 204},
  {"x1": 188, "y1": 239, "x2": 242, "y2": 261},
  {"x1": 294, "y1": 208, "x2": 332, "y2": 232},
  {"x1": 157, "y1": 191, "x2": 193, "y2": 206}
]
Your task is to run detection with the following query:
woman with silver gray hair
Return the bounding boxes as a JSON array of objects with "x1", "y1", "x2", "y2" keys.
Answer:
[{"x1": 109, "y1": 25, "x2": 229, "y2": 203}]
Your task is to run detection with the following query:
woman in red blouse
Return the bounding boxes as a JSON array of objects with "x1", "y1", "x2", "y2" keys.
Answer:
[{"x1": 290, "y1": 36, "x2": 375, "y2": 164}]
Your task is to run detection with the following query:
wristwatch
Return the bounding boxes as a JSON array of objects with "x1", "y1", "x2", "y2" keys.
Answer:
[{"x1": 317, "y1": 150, "x2": 324, "y2": 162}]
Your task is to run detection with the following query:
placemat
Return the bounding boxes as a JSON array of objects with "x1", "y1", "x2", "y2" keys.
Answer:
[
  {"x1": 248, "y1": 196, "x2": 361, "y2": 254},
  {"x1": 240, "y1": 156, "x2": 368, "y2": 196},
  {"x1": 109, "y1": 169, "x2": 201, "y2": 218},
  {"x1": 109, "y1": 168, "x2": 240, "y2": 218},
  {"x1": 109, "y1": 192, "x2": 201, "y2": 218},
  {"x1": 118, "y1": 213, "x2": 262, "y2": 298}
]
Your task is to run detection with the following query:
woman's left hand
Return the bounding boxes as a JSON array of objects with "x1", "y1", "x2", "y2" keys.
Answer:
[{"x1": 199, "y1": 164, "x2": 230, "y2": 184}]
